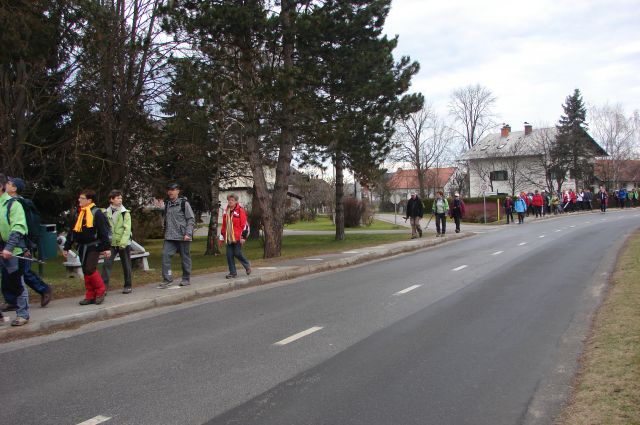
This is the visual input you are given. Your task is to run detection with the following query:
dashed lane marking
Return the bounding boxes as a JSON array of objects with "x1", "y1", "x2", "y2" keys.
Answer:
[
  {"x1": 274, "y1": 326, "x2": 323, "y2": 346},
  {"x1": 518, "y1": 242, "x2": 527, "y2": 246},
  {"x1": 539, "y1": 235, "x2": 545, "y2": 238},
  {"x1": 394, "y1": 285, "x2": 422, "y2": 295},
  {"x1": 452, "y1": 265, "x2": 468, "y2": 271},
  {"x1": 491, "y1": 251, "x2": 503, "y2": 255},
  {"x1": 77, "y1": 416, "x2": 111, "y2": 425}
]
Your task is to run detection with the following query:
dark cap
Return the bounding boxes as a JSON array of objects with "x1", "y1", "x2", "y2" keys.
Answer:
[
  {"x1": 166, "y1": 182, "x2": 180, "y2": 190},
  {"x1": 8, "y1": 177, "x2": 25, "y2": 193}
]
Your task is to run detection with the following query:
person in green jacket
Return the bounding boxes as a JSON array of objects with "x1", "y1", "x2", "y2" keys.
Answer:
[
  {"x1": 432, "y1": 191, "x2": 449, "y2": 237},
  {"x1": 101, "y1": 190, "x2": 133, "y2": 294},
  {"x1": 0, "y1": 174, "x2": 29, "y2": 326}
]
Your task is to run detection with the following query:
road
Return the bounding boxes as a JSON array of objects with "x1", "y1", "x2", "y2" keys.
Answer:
[{"x1": 1, "y1": 210, "x2": 638, "y2": 425}]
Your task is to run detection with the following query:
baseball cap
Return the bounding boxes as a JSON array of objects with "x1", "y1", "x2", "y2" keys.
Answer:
[
  {"x1": 166, "y1": 182, "x2": 180, "y2": 190},
  {"x1": 8, "y1": 177, "x2": 25, "y2": 193}
]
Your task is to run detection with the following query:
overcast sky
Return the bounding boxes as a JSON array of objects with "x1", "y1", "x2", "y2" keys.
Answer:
[{"x1": 384, "y1": 0, "x2": 640, "y2": 131}]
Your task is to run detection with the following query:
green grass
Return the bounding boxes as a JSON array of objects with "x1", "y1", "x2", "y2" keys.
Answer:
[
  {"x1": 285, "y1": 216, "x2": 402, "y2": 231},
  {"x1": 40, "y1": 233, "x2": 408, "y2": 299}
]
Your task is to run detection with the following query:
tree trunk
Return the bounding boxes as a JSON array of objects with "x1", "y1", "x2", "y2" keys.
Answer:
[
  {"x1": 205, "y1": 179, "x2": 221, "y2": 256},
  {"x1": 249, "y1": 185, "x2": 262, "y2": 240},
  {"x1": 334, "y1": 152, "x2": 345, "y2": 241}
]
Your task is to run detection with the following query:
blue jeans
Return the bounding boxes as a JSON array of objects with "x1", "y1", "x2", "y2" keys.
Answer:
[
  {"x1": 226, "y1": 243, "x2": 250, "y2": 276},
  {"x1": 0, "y1": 257, "x2": 29, "y2": 319},
  {"x1": 2, "y1": 260, "x2": 49, "y2": 303}
]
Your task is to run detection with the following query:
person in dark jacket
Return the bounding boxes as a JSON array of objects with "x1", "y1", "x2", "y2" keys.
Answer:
[
  {"x1": 63, "y1": 189, "x2": 111, "y2": 305},
  {"x1": 503, "y1": 196, "x2": 514, "y2": 224},
  {"x1": 448, "y1": 192, "x2": 465, "y2": 233},
  {"x1": 598, "y1": 186, "x2": 608, "y2": 213},
  {"x1": 404, "y1": 192, "x2": 424, "y2": 239}
]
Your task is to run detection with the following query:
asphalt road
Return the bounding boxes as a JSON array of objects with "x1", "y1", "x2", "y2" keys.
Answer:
[{"x1": 1, "y1": 210, "x2": 638, "y2": 425}]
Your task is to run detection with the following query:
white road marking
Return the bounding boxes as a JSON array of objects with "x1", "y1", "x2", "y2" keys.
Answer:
[
  {"x1": 539, "y1": 235, "x2": 545, "y2": 238},
  {"x1": 555, "y1": 229, "x2": 562, "y2": 232},
  {"x1": 77, "y1": 416, "x2": 111, "y2": 425},
  {"x1": 491, "y1": 251, "x2": 504, "y2": 255},
  {"x1": 394, "y1": 284, "x2": 422, "y2": 295},
  {"x1": 518, "y1": 242, "x2": 527, "y2": 246},
  {"x1": 305, "y1": 258, "x2": 324, "y2": 261},
  {"x1": 452, "y1": 265, "x2": 468, "y2": 271},
  {"x1": 570, "y1": 225, "x2": 576, "y2": 228},
  {"x1": 274, "y1": 326, "x2": 323, "y2": 346},
  {"x1": 585, "y1": 221, "x2": 591, "y2": 224}
]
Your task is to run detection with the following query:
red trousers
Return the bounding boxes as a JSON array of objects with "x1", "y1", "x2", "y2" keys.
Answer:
[{"x1": 83, "y1": 271, "x2": 106, "y2": 300}]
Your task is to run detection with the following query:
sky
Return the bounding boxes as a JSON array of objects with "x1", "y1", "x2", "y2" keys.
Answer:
[{"x1": 383, "y1": 0, "x2": 640, "y2": 130}]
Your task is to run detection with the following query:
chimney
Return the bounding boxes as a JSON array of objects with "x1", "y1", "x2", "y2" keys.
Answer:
[
  {"x1": 524, "y1": 122, "x2": 533, "y2": 135},
  {"x1": 500, "y1": 123, "x2": 511, "y2": 138}
]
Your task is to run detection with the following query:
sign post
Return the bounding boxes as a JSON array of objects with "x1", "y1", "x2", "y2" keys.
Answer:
[
  {"x1": 480, "y1": 183, "x2": 488, "y2": 224},
  {"x1": 391, "y1": 194, "x2": 401, "y2": 225}
]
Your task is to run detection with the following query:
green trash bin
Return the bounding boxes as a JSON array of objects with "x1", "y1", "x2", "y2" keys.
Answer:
[{"x1": 39, "y1": 224, "x2": 58, "y2": 260}]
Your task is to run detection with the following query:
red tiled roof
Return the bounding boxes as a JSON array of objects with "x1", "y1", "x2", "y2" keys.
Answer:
[
  {"x1": 388, "y1": 167, "x2": 456, "y2": 190},
  {"x1": 595, "y1": 160, "x2": 640, "y2": 182}
]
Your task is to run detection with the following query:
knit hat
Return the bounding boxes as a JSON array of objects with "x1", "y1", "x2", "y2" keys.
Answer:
[{"x1": 8, "y1": 177, "x2": 25, "y2": 193}]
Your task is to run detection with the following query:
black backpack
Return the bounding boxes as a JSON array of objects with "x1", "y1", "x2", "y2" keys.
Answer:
[{"x1": 6, "y1": 197, "x2": 42, "y2": 251}]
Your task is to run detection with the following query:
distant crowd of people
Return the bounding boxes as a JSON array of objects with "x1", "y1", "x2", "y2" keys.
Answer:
[{"x1": 1, "y1": 180, "x2": 250, "y2": 327}]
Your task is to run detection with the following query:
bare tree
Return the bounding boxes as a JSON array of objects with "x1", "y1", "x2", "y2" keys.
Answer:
[
  {"x1": 449, "y1": 84, "x2": 497, "y2": 149},
  {"x1": 392, "y1": 106, "x2": 450, "y2": 198},
  {"x1": 589, "y1": 103, "x2": 639, "y2": 187},
  {"x1": 530, "y1": 126, "x2": 565, "y2": 193},
  {"x1": 495, "y1": 137, "x2": 530, "y2": 196}
]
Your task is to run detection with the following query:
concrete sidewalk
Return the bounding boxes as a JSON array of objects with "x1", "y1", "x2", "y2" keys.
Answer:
[{"x1": 0, "y1": 231, "x2": 474, "y2": 340}]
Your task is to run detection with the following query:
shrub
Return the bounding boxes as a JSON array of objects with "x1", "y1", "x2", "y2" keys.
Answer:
[
  {"x1": 343, "y1": 197, "x2": 364, "y2": 227},
  {"x1": 132, "y1": 209, "x2": 164, "y2": 243}
]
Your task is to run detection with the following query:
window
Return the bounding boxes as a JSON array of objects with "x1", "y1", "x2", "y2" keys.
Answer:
[{"x1": 490, "y1": 170, "x2": 508, "y2": 181}]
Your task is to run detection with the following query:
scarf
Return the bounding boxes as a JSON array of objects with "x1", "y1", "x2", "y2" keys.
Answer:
[
  {"x1": 74, "y1": 203, "x2": 96, "y2": 232},
  {"x1": 225, "y1": 206, "x2": 236, "y2": 243}
]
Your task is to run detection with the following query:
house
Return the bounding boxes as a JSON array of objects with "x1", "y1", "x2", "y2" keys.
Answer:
[
  {"x1": 461, "y1": 123, "x2": 607, "y2": 197},
  {"x1": 387, "y1": 167, "x2": 457, "y2": 199},
  {"x1": 594, "y1": 159, "x2": 640, "y2": 190}
]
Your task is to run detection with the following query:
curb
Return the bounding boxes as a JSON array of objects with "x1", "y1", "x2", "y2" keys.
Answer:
[{"x1": 0, "y1": 233, "x2": 474, "y2": 340}]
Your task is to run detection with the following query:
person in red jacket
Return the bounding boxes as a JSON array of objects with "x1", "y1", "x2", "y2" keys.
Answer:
[
  {"x1": 219, "y1": 194, "x2": 251, "y2": 279},
  {"x1": 532, "y1": 190, "x2": 544, "y2": 218}
]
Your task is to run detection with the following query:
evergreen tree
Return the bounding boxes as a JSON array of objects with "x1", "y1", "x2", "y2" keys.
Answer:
[{"x1": 553, "y1": 89, "x2": 593, "y2": 190}]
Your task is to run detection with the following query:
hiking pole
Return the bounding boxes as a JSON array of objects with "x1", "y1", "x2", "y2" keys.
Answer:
[
  {"x1": 12, "y1": 255, "x2": 46, "y2": 264},
  {"x1": 424, "y1": 213, "x2": 434, "y2": 229}
]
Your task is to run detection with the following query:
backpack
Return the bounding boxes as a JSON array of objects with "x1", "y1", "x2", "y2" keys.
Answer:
[{"x1": 7, "y1": 197, "x2": 42, "y2": 251}]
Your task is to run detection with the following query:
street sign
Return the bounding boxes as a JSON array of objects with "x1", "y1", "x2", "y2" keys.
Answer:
[
  {"x1": 391, "y1": 194, "x2": 401, "y2": 204},
  {"x1": 480, "y1": 183, "x2": 488, "y2": 192}
]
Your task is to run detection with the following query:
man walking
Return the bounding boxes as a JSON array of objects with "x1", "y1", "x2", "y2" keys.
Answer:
[
  {"x1": 598, "y1": 186, "x2": 608, "y2": 213},
  {"x1": 1, "y1": 177, "x2": 52, "y2": 309},
  {"x1": 159, "y1": 183, "x2": 195, "y2": 288},
  {"x1": 432, "y1": 191, "x2": 448, "y2": 237},
  {"x1": 448, "y1": 192, "x2": 465, "y2": 233},
  {"x1": 219, "y1": 194, "x2": 251, "y2": 279},
  {"x1": 514, "y1": 194, "x2": 527, "y2": 224},
  {"x1": 0, "y1": 174, "x2": 30, "y2": 325},
  {"x1": 63, "y1": 190, "x2": 112, "y2": 305},
  {"x1": 405, "y1": 192, "x2": 424, "y2": 239},
  {"x1": 101, "y1": 190, "x2": 133, "y2": 294},
  {"x1": 503, "y1": 196, "x2": 514, "y2": 224}
]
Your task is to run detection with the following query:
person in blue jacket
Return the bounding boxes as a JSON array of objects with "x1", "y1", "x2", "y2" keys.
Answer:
[{"x1": 514, "y1": 194, "x2": 527, "y2": 224}]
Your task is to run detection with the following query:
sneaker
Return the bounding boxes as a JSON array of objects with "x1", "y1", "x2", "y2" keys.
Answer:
[
  {"x1": 79, "y1": 298, "x2": 95, "y2": 305},
  {"x1": 95, "y1": 295, "x2": 105, "y2": 305},
  {"x1": 122, "y1": 287, "x2": 133, "y2": 294},
  {"x1": 157, "y1": 280, "x2": 174, "y2": 289},
  {"x1": 11, "y1": 317, "x2": 29, "y2": 326},
  {"x1": 436, "y1": 233, "x2": 441, "y2": 237},
  {"x1": 455, "y1": 229, "x2": 460, "y2": 233},
  {"x1": 246, "y1": 267, "x2": 252, "y2": 276},
  {"x1": 179, "y1": 280, "x2": 191, "y2": 287},
  {"x1": 225, "y1": 274, "x2": 237, "y2": 279},
  {"x1": 41, "y1": 288, "x2": 53, "y2": 307},
  {"x1": 417, "y1": 227, "x2": 423, "y2": 237}
]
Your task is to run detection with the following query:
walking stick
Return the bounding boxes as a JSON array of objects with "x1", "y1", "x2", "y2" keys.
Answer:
[{"x1": 424, "y1": 213, "x2": 434, "y2": 229}]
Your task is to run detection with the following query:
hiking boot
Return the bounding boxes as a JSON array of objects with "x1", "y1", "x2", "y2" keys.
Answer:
[
  {"x1": 246, "y1": 267, "x2": 252, "y2": 276},
  {"x1": 225, "y1": 274, "x2": 237, "y2": 279},
  {"x1": 11, "y1": 317, "x2": 29, "y2": 326},
  {"x1": 179, "y1": 280, "x2": 191, "y2": 287},
  {"x1": 79, "y1": 298, "x2": 95, "y2": 305},
  {"x1": 417, "y1": 227, "x2": 423, "y2": 237},
  {"x1": 157, "y1": 280, "x2": 174, "y2": 289},
  {"x1": 455, "y1": 229, "x2": 460, "y2": 233},
  {"x1": 122, "y1": 287, "x2": 133, "y2": 294},
  {"x1": 95, "y1": 295, "x2": 105, "y2": 305},
  {"x1": 41, "y1": 288, "x2": 53, "y2": 307}
]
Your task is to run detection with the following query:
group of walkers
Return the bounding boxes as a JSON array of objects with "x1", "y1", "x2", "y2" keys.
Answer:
[
  {"x1": 1, "y1": 180, "x2": 251, "y2": 327},
  {"x1": 405, "y1": 191, "x2": 466, "y2": 238},
  {"x1": 503, "y1": 186, "x2": 632, "y2": 225}
]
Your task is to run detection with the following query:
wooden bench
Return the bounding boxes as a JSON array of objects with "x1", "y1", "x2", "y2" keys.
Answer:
[{"x1": 61, "y1": 240, "x2": 151, "y2": 278}]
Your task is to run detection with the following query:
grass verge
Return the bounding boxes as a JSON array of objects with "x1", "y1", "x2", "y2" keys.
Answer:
[
  {"x1": 558, "y1": 231, "x2": 640, "y2": 424},
  {"x1": 38, "y1": 233, "x2": 408, "y2": 300},
  {"x1": 285, "y1": 216, "x2": 403, "y2": 231}
]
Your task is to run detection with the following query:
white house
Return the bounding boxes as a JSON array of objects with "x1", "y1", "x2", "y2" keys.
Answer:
[{"x1": 461, "y1": 123, "x2": 607, "y2": 197}]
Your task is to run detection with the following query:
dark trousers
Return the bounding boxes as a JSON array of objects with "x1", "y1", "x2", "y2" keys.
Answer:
[
  {"x1": 101, "y1": 246, "x2": 132, "y2": 288},
  {"x1": 435, "y1": 213, "x2": 446, "y2": 234},
  {"x1": 505, "y1": 208, "x2": 514, "y2": 223},
  {"x1": 79, "y1": 246, "x2": 106, "y2": 299},
  {"x1": 518, "y1": 212, "x2": 525, "y2": 224},
  {"x1": 452, "y1": 214, "x2": 461, "y2": 232},
  {"x1": 2, "y1": 260, "x2": 49, "y2": 304},
  {"x1": 226, "y1": 242, "x2": 250, "y2": 275}
]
